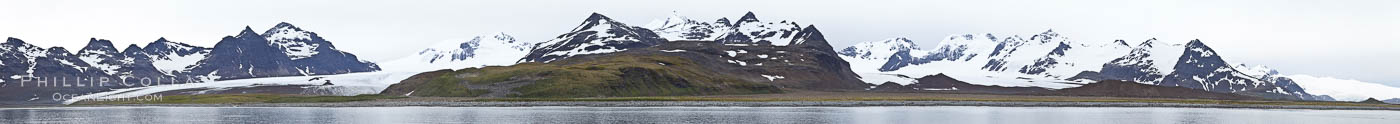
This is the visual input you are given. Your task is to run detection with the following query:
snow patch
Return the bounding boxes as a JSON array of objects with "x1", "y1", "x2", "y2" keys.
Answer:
[
  {"x1": 727, "y1": 60, "x2": 747, "y2": 66},
  {"x1": 151, "y1": 52, "x2": 207, "y2": 75},
  {"x1": 761, "y1": 74, "x2": 785, "y2": 81}
]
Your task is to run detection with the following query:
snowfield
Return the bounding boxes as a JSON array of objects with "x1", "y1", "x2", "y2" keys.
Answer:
[
  {"x1": 1286, "y1": 75, "x2": 1400, "y2": 101},
  {"x1": 65, "y1": 71, "x2": 421, "y2": 104}
]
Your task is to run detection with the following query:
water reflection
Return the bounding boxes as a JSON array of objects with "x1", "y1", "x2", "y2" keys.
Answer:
[{"x1": 1, "y1": 106, "x2": 1397, "y2": 123}]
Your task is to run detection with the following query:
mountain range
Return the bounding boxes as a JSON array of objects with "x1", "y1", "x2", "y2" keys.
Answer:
[
  {"x1": 19, "y1": 12, "x2": 1400, "y2": 105},
  {"x1": 1, "y1": 22, "x2": 379, "y2": 104},
  {"x1": 838, "y1": 31, "x2": 1329, "y2": 100}
]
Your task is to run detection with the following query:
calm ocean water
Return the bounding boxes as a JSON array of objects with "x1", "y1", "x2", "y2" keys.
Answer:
[{"x1": 2, "y1": 106, "x2": 1398, "y2": 124}]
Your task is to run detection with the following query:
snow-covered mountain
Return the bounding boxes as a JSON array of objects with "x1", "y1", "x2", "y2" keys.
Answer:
[
  {"x1": 1, "y1": 38, "x2": 129, "y2": 104},
  {"x1": 520, "y1": 12, "x2": 831, "y2": 63},
  {"x1": 642, "y1": 11, "x2": 804, "y2": 44},
  {"x1": 142, "y1": 38, "x2": 211, "y2": 76},
  {"x1": 519, "y1": 13, "x2": 667, "y2": 63},
  {"x1": 188, "y1": 23, "x2": 380, "y2": 80},
  {"x1": 75, "y1": 38, "x2": 125, "y2": 75},
  {"x1": 1, "y1": 22, "x2": 382, "y2": 105},
  {"x1": 719, "y1": 12, "x2": 806, "y2": 46},
  {"x1": 644, "y1": 12, "x2": 733, "y2": 41},
  {"x1": 843, "y1": 31, "x2": 1130, "y2": 88},
  {"x1": 383, "y1": 32, "x2": 535, "y2": 71},
  {"x1": 837, "y1": 37, "x2": 931, "y2": 73},
  {"x1": 841, "y1": 30, "x2": 1325, "y2": 100}
]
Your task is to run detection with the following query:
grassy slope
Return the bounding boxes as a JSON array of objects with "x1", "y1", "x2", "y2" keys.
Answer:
[{"x1": 401, "y1": 55, "x2": 781, "y2": 97}]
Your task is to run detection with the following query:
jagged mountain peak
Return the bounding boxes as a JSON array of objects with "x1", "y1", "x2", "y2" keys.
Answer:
[
  {"x1": 80, "y1": 38, "x2": 118, "y2": 53},
  {"x1": 521, "y1": 13, "x2": 666, "y2": 63},
  {"x1": 236, "y1": 26, "x2": 260, "y2": 38},
  {"x1": 4, "y1": 37, "x2": 25, "y2": 45},
  {"x1": 121, "y1": 44, "x2": 142, "y2": 52},
  {"x1": 644, "y1": 12, "x2": 735, "y2": 41},
  {"x1": 191, "y1": 23, "x2": 380, "y2": 80},
  {"x1": 644, "y1": 11, "x2": 696, "y2": 29},
  {"x1": 888, "y1": 37, "x2": 916, "y2": 44},
  {"x1": 571, "y1": 13, "x2": 626, "y2": 32},
  {"x1": 715, "y1": 18, "x2": 731, "y2": 26},
  {"x1": 120, "y1": 44, "x2": 147, "y2": 57},
  {"x1": 585, "y1": 13, "x2": 615, "y2": 22},
  {"x1": 737, "y1": 11, "x2": 759, "y2": 25},
  {"x1": 1182, "y1": 39, "x2": 1220, "y2": 59},
  {"x1": 1186, "y1": 39, "x2": 1206, "y2": 46},
  {"x1": 272, "y1": 22, "x2": 300, "y2": 30},
  {"x1": 725, "y1": 12, "x2": 805, "y2": 45},
  {"x1": 263, "y1": 22, "x2": 315, "y2": 41},
  {"x1": 839, "y1": 37, "x2": 925, "y2": 60},
  {"x1": 1039, "y1": 29, "x2": 1059, "y2": 37},
  {"x1": 1030, "y1": 29, "x2": 1064, "y2": 43},
  {"x1": 154, "y1": 37, "x2": 170, "y2": 43},
  {"x1": 45, "y1": 47, "x2": 73, "y2": 55},
  {"x1": 790, "y1": 25, "x2": 825, "y2": 46},
  {"x1": 1113, "y1": 39, "x2": 1130, "y2": 46},
  {"x1": 1234, "y1": 64, "x2": 1280, "y2": 77},
  {"x1": 488, "y1": 32, "x2": 516, "y2": 42},
  {"x1": 143, "y1": 38, "x2": 204, "y2": 52},
  {"x1": 1138, "y1": 38, "x2": 1159, "y2": 47}
]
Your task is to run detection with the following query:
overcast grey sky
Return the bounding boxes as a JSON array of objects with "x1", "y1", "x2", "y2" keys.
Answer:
[{"x1": 2, "y1": 0, "x2": 1396, "y2": 86}]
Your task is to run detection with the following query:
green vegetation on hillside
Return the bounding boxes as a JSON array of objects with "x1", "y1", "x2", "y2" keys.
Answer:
[{"x1": 399, "y1": 55, "x2": 782, "y2": 97}]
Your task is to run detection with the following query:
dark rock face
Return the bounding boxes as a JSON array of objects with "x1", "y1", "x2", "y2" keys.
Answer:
[
  {"x1": 907, "y1": 74, "x2": 963, "y2": 89},
  {"x1": 1359, "y1": 98, "x2": 1387, "y2": 104},
  {"x1": 1159, "y1": 40, "x2": 1267, "y2": 92},
  {"x1": 735, "y1": 12, "x2": 760, "y2": 25},
  {"x1": 878, "y1": 51, "x2": 919, "y2": 72},
  {"x1": 714, "y1": 18, "x2": 732, "y2": 27},
  {"x1": 870, "y1": 82, "x2": 916, "y2": 92},
  {"x1": 188, "y1": 27, "x2": 301, "y2": 79},
  {"x1": 1066, "y1": 71, "x2": 1108, "y2": 81},
  {"x1": 1096, "y1": 39, "x2": 1167, "y2": 83},
  {"x1": 781, "y1": 26, "x2": 870, "y2": 90},
  {"x1": 519, "y1": 13, "x2": 667, "y2": 63},
  {"x1": 907, "y1": 73, "x2": 1048, "y2": 94},
  {"x1": 78, "y1": 39, "x2": 171, "y2": 81},
  {"x1": 261, "y1": 23, "x2": 380, "y2": 76},
  {"x1": 0, "y1": 38, "x2": 124, "y2": 105},
  {"x1": 190, "y1": 24, "x2": 380, "y2": 80},
  {"x1": 1081, "y1": 39, "x2": 1320, "y2": 100},
  {"x1": 1154, "y1": 40, "x2": 1313, "y2": 100},
  {"x1": 1019, "y1": 42, "x2": 1072, "y2": 75}
]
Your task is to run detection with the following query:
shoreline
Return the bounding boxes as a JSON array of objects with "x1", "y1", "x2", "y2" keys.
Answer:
[{"x1": 57, "y1": 101, "x2": 1400, "y2": 111}]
